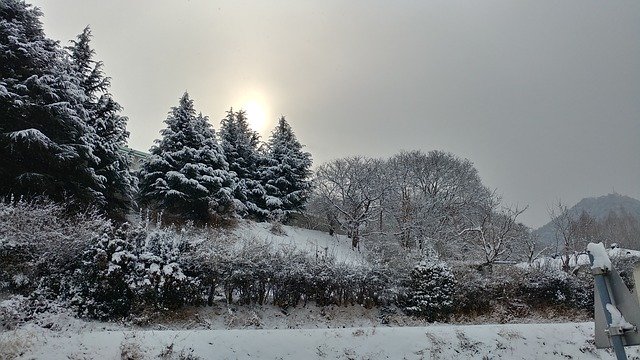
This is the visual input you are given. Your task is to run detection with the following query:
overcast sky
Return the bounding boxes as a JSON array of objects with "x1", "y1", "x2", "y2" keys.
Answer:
[{"x1": 31, "y1": 0, "x2": 640, "y2": 228}]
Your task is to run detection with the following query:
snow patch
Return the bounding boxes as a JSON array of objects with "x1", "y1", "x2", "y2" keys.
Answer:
[
  {"x1": 606, "y1": 303, "x2": 635, "y2": 330},
  {"x1": 587, "y1": 242, "x2": 611, "y2": 270}
]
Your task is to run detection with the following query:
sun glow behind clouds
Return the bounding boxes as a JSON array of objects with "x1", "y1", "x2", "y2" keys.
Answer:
[
  {"x1": 243, "y1": 100, "x2": 268, "y2": 133},
  {"x1": 234, "y1": 89, "x2": 272, "y2": 135}
]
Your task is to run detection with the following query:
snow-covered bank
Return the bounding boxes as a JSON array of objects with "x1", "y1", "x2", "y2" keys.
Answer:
[
  {"x1": 231, "y1": 220, "x2": 367, "y2": 265},
  {"x1": 7, "y1": 322, "x2": 640, "y2": 359}
]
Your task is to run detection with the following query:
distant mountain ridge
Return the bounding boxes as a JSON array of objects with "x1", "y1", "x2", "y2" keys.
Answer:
[{"x1": 535, "y1": 193, "x2": 640, "y2": 247}]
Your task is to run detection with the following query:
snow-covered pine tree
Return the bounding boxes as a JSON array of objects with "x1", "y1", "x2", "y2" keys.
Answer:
[
  {"x1": 137, "y1": 92, "x2": 235, "y2": 223},
  {"x1": 67, "y1": 26, "x2": 136, "y2": 220},
  {"x1": 404, "y1": 261, "x2": 456, "y2": 321},
  {"x1": 262, "y1": 116, "x2": 312, "y2": 221},
  {"x1": 218, "y1": 108, "x2": 269, "y2": 220},
  {"x1": 0, "y1": 0, "x2": 105, "y2": 206}
]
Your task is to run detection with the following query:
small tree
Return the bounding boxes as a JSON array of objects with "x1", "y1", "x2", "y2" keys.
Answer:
[
  {"x1": 548, "y1": 201, "x2": 580, "y2": 272},
  {"x1": 262, "y1": 116, "x2": 313, "y2": 222},
  {"x1": 404, "y1": 261, "x2": 456, "y2": 321},
  {"x1": 138, "y1": 92, "x2": 235, "y2": 223}
]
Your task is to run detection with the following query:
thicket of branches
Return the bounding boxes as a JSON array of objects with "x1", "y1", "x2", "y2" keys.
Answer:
[
  {"x1": 0, "y1": 199, "x2": 600, "y2": 324},
  {"x1": 309, "y1": 150, "x2": 536, "y2": 265}
]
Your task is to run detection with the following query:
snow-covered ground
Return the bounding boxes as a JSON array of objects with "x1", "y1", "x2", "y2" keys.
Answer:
[
  {"x1": 6, "y1": 222, "x2": 638, "y2": 359},
  {"x1": 231, "y1": 221, "x2": 367, "y2": 265},
  {"x1": 5, "y1": 322, "x2": 640, "y2": 359}
]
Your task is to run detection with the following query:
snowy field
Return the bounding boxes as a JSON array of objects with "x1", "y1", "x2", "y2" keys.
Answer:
[{"x1": 5, "y1": 322, "x2": 640, "y2": 359}]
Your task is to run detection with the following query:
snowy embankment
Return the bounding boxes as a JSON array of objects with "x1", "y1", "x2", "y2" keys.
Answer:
[
  {"x1": 232, "y1": 221, "x2": 367, "y2": 265},
  {"x1": 6, "y1": 322, "x2": 640, "y2": 359}
]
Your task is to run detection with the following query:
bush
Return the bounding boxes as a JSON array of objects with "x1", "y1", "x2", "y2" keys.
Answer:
[
  {"x1": 0, "y1": 198, "x2": 110, "y2": 295},
  {"x1": 612, "y1": 255, "x2": 640, "y2": 291},
  {"x1": 71, "y1": 224, "x2": 203, "y2": 319},
  {"x1": 71, "y1": 231, "x2": 137, "y2": 319},
  {"x1": 404, "y1": 261, "x2": 456, "y2": 321},
  {"x1": 0, "y1": 199, "x2": 407, "y2": 319},
  {"x1": 451, "y1": 264, "x2": 593, "y2": 318},
  {"x1": 519, "y1": 267, "x2": 593, "y2": 311}
]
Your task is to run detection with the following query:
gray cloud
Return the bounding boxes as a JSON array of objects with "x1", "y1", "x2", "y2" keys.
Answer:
[{"x1": 31, "y1": 0, "x2": 640, "y2": 227}]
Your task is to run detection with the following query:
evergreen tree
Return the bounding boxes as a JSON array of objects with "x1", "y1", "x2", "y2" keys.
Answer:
[
  {"x1": 138, "y1": 92, "x2": 235, "y2": 223},
  {"x1": 263, "y1": 116, "x2": 312, "y2": 221},
  {"x1": 218, "y1": 108, "x2": 268, "y2": 219},
  {"x1": 404, "y1": 261, "x2": 456, "y2": 321},
  {"x1": 67, "y1": 26, "x2": 135, "y2": 220},
  {"x1": 0, "y1": 0, "x2": 104, "y2": 206}
]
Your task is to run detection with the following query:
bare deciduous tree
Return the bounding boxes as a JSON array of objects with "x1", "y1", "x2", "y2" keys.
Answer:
[
  {"x1": 458, "y1": 195, "x2": 528, "y2": 265},
  {"x1": 314, "y1": 156, "x2": 387, "y2": 250}
]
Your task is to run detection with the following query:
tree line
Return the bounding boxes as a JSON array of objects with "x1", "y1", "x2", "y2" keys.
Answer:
[
  {"x1": 0, "y1": 0, "x2": 312, "y2": 224},
  {"x1": 8, "y1": 0, "x2": 633, "y2": 266},
  {"x1": 1, "y1": 0, "x2": 534, "y2": 264},
  {"x1": 308, "y1": 151, "x2": 535, "y2": 264}
]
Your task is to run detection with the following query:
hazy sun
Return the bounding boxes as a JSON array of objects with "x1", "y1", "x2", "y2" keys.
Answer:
[
  {"x1": 243, "y1": 100, "x2": 267, "y2": 133},
  {"x1": 232, "y1": 88, "x2": 273, "y2": 135}
]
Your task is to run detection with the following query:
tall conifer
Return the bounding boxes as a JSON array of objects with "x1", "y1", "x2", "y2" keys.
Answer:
[
  {"x1": 67, "y1": 27, "x2": 135, "y2": 219},
  {"x1": 263, "y1": 116, "x2": 312, "y2": 221},
  {"x1": 218, "y1": 109, "x2": 268, "y2": 219},
  {"x1": 138, "y1": 92, "x2": 235, "y2": 223},
  {"x1": 0, "y1": 0, "x2": 104, "y2": 206}
]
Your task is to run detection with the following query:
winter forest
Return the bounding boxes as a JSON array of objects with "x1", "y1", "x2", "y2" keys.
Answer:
[{"x1": 2, "y1": 1, "x2": 640, "y2": 358}]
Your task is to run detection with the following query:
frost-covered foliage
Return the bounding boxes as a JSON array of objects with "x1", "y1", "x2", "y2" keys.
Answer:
[
  {"x1": 261, "y1": 116, "x2": 313, "y2": 222},
  {"x1": 0, "y1": 0, "x2": 105, "y2": 206},
  {"x1": 66, "y1": 26, "x2": 136, "y2": 220},
  {"x1": 71, "y1": 224, "x2": 202, "y2": 319},
  {"x1": 71, "y1": 230, "x2": 137, "y2": 319},
  {"x1": 611, "y1": 254, "x2": 640, "y2": 291},
  {"x1": 218, "y1": 109, "x2": 268, "y2": 220},
  {"x1": 138, "y1": 93, "x2": 235, "y2": 224},
  {"x1": 0, "y1": 198, "x2": 110, "y2": 294},
  {"x1": 451, "y1": 264, "x2": 593, "y2": 319},
  {"x1": 404, "y1": 262, "x2": 456, "y2": 321},
  {"x1": 313, "y1": 157, "x2": 386, "y2": 250},
  {"x1": 519, "y1": 267, "x2": 592, "y2": 310},
  {"x1": 188, "y1": 237, "x2": 395, "y2": 309}
]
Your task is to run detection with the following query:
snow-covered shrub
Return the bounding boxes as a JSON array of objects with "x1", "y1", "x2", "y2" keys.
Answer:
[
  {"x1": 404, "y1": 261, "x2": 456, "y2": 321},
  {"x1": 71, "y1": 230, "x2": 137, "y2": 319},
  {"x1": 270, "y1": 248, "x2": 310, "y2": 308},
  {"x1": 0, "y1": 296, "x2": 30, "y2": 330},
  {"x1": 131, "y1": 251, "x2": 201, "y2": 311},
  {"x1": 0, "y1": 198, "x2": 110, "y2": 295},
  {"x1": 451, "y1": 265, "x2": 497, "y2": 315},
  {"x1": 71, "y1": 224, "x2": 203, "y2": 319},
  {"x1": 0, "y1": 328, "x2": 36, "y2": 360},
  {"x1": 451, "y1": 263, "x2": 593, "y2": 318},
  {"x1": 120, "y1": 335, "x2": 146, "y2": 360},
  {"x1": 519, "y1": 267, "x2": 593, "y2": 310},
  {"x1": 612, "y1": 255, "x2": 640, "y2": 291}
]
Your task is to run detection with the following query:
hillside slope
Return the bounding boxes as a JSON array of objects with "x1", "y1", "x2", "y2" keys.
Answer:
[{"x1": 231, "y1": 220, "x2": 368, "y2": 265}]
